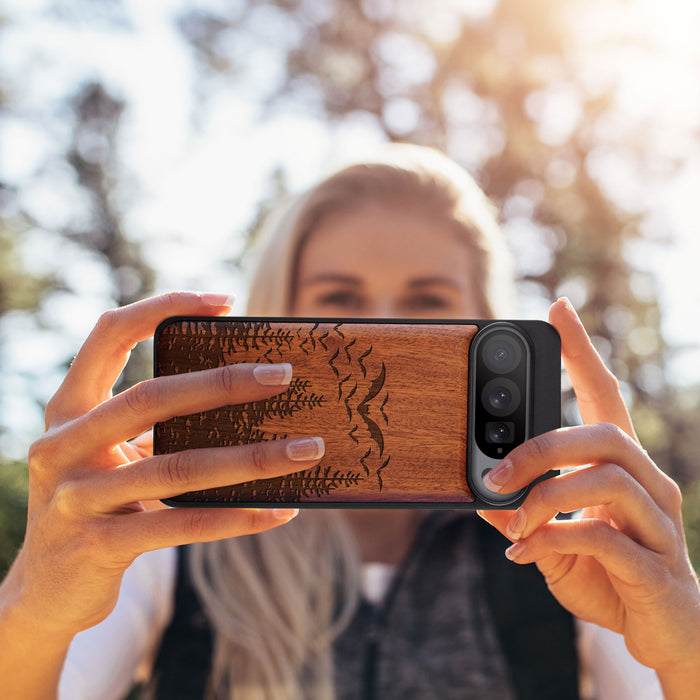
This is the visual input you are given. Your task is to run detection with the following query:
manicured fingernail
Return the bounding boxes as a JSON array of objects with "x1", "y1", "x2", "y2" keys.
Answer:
[
  {"x1": 483, "y1": 460, "x2": 512, "y2": 493},
  {"x1": 199, "y1": 293, "x2": 236, "y2": 309},
  {"x1": 506, "y1": 509, "x2": 527, "y2": 540},
  {"x1": 557, "y1": 296, "x2": 578, "y2": 319},
  {"x1": 286, "y1": 437, "x2": 325, "y2": 461},
  {"x1": 254, "y1": 363, "x2": 293, "y2": 386},
  {"x1": 505, "y1": 541, "x2": 527, "y2": 561},
  {"x1": 273, "y1": 508, "x2": 299, "y2": 521}
]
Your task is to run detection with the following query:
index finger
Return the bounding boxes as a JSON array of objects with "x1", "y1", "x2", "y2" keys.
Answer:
[
  {"x1": 47, "y1": 292, "x2": 235, "y2": 424},
  {"x1": 548, "y1": 297, "x2": 637, "y2": 440},
  {"x1": 483, "y1": 423, "x2": 678, "y2": 513},
  {"x1": 71, "y1": 362, "x2": 294, "y2": 454}
]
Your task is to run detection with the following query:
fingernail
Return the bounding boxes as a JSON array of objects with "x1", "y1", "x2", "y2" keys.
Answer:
[
  {"x1": 557, "y1": 296, "x2": 578, "y2": 319},
  {"x1": 273, "y1": 508, "x2": 299, "y2": 521},
  {"x1": 254, "y1": 363, "x2": 293, "y2": 386},
  {"x1": 506, "y1": 509, "x2": 527, "y2": 540},
  {"x1": 199, "y1": 293, "x2": 236, "y2": 309},
  {"x1": 505, "y1": 541, "x2": 527, "y2": 561},
  {"x1": 483, "y1": 460, "x2": 512, "y2": 493},
  {"x1": 286, "y1": 437, "x2": 325, "y2": 462}
]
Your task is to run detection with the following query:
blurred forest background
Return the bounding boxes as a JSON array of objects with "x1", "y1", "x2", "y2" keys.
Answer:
[{"x1": 1, "y1": 0, "x2": 700, "y2": 575}]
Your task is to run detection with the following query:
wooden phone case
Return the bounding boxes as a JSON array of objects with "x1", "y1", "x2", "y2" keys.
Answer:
[{"x1": 153, "y1": 317, "x2": 559, "y2": 508}]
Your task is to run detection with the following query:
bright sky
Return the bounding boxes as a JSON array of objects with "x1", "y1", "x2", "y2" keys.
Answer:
[{"x1": 1, "y1": 0, "x2": 699, "y2": 456}]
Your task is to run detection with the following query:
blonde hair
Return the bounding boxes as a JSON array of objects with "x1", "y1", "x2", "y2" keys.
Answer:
[
  {"x1": 188, "y1": 145, "x2": 514, "y2": 699},
  {"x1": 188, "y1": 512, "x2": 359, "y2": 700}
]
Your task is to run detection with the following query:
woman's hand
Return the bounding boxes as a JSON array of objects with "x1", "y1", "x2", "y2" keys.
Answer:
[
  {"x1": 2, "y1": 292, "x2": 325, "y2": 642},
  {"x1": 478, "y1": 298, "x2": 700, "y2": 695}
]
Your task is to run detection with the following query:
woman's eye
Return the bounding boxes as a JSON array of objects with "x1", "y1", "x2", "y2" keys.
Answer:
[
  {"x1": 315, "y1": 290, "x2": 365, "y2": 310},
  {"x1": 403, "y1": 295, "x2": 450, "y2": 311}
]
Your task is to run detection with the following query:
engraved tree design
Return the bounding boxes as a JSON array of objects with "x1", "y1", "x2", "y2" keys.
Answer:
[{"x1": 156, "y1": 321, "x2": 390, "y2": 502}]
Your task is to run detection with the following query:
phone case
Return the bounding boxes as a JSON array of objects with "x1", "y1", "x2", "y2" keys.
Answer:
[{"x1": 153, "y1": 317, "x2": 560, "y2": 509}]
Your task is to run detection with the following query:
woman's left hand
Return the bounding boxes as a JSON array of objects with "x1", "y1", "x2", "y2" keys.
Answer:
[{"x1": 478, "y1": 298, "x2": 700, "y2": 696}]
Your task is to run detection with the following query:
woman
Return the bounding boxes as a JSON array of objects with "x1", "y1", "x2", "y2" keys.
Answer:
[{"x1": 0, "y1": 145, "x2": 697, "y2": 699}]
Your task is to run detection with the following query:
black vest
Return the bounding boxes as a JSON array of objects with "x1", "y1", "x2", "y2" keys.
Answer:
[{"x1": 148, "y1": 514, "x2": 579, "y2": 699}]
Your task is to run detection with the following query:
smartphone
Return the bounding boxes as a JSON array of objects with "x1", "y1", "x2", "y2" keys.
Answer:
[{"x1": 153, "y1": 317, "x2": 560, "y2": 509}]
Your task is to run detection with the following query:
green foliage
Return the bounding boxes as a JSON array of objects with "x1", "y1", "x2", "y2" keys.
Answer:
[
  {"x1": 0, "y1": 460, "x2": 29, "y2": 577},
  {"x1": 682, "y1": 478, "x2": 700, "y2": 572},
  {"x1": 0, "y1": 224, "x2": 53, "y2": 316}
]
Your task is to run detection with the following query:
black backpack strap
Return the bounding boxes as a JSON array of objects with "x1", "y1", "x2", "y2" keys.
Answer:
[
  {"x1": 477, "y1": 516, "x2": 580, "y2": 700},
  {"x1": 146, "y1": 545, "x2": 212, "y2": 700}
]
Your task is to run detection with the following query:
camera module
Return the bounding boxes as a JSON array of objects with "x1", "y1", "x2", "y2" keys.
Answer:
[
  {"x1": 469, "y1": 323, "x2": 531, "y2": 464},
  {"x1": 467, "y1": 320, "x2": 560, "y2": 507}
]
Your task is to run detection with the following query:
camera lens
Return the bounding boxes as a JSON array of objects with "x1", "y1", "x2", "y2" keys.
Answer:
[
  {"x1": 481, "y1": 378, "x2": 521, "y2": 417},
  {"x1": 482, "y1": 334, "x2": 522, "y2": 374},
  {"x1": 486, "y1": 421, "x2": 514, "y2": 444},
  {"x1": 489, "y1": 387, "x2": 511, "y2": 411}
]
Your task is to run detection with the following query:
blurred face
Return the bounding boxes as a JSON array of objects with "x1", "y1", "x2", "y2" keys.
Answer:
[{"x1": 292, "y1": 202, "x2": 484, "y2": 319}]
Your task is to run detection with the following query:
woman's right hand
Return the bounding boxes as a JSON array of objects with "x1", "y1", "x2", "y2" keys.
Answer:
[{"x1": 2, "y1": 292, "x2": 324, "y2": 642}]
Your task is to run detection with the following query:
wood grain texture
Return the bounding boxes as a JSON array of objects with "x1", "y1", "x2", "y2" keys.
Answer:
[{"x1": 154, "y1": 319, "x2": 478, "y2": 504}]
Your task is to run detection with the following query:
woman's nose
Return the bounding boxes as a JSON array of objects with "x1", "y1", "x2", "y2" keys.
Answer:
[{"x1": 367, "y1": 300, "x2": 399, "y2": 318}]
